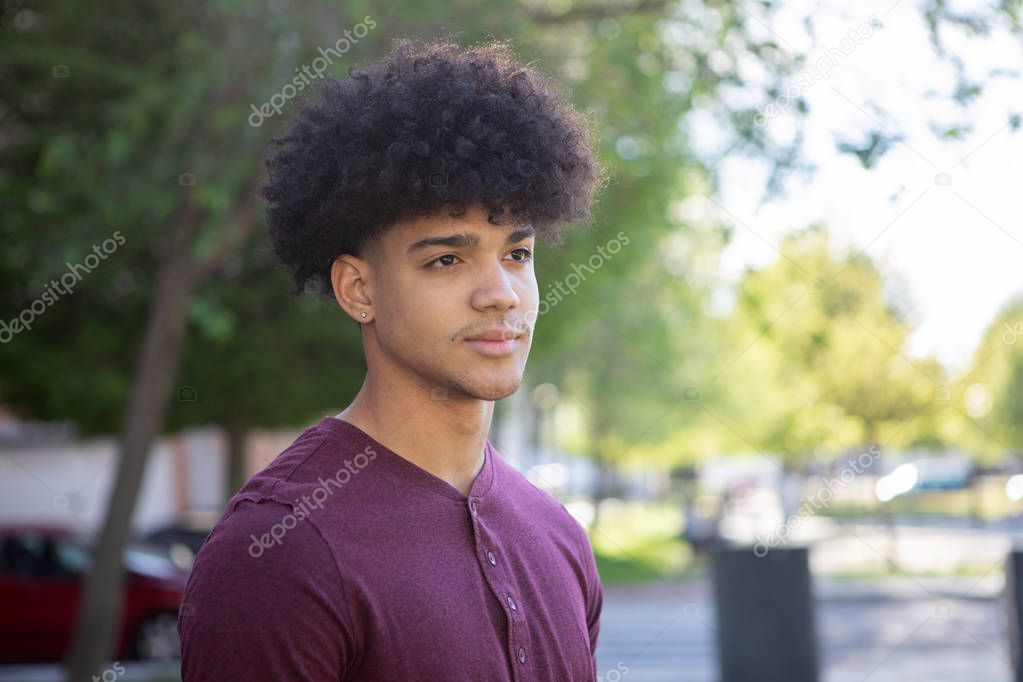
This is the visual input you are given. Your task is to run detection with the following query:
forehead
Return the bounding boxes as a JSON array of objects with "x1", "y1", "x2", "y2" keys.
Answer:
[
  {"x1": 362, "y1": 206, "x2": 534, "y2": 266},
  {"x1": 393, "y1": 206, "x2": 526, "y2": 239},
  {"x1": 381, "y1": 207, "x2": 534, "y2": 252}
]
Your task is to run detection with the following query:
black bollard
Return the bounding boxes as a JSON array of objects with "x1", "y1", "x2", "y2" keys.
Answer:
[
  {"x1": 1005, "y1": 551, "x2": 1023, "y2": 682},
  {"x1": 710, "y1": 545, "x2": 819, "y2": 682}
]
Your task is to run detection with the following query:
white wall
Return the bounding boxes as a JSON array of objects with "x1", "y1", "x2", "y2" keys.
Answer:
[{"x1": 0, "y1": 427, "x2": 225, "y2": 537}]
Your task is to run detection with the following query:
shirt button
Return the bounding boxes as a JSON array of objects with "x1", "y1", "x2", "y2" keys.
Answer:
[
  {"x1": 470, "y1": 500, "x2": 479, "y2": 516},
  {"x1": 517, "y1": 647, "x2": 527, "y2": 664},
  {"x1": 506, "y1": 595, "x2": 517, "y2": 611},
  {"x1": 487, "y1": 551, "x2": 497, "y2": 566}
]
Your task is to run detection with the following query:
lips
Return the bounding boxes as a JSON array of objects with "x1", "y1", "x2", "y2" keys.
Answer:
[
  {"x1": 463, "y1": 328, "x2": 524, "y2": 357},
  {"x1": 465, "y1": 337, "x2": 520, "y2": 357}
]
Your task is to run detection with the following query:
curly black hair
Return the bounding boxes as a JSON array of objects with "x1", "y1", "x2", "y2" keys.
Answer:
[{"x1": 262, "y1": 38, "x2": 605, "y2": 297}]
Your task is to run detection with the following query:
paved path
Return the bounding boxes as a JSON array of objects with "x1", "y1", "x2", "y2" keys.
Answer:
[{"x1": 596, "y1": 576, "x2": 1011, "y2": 682}]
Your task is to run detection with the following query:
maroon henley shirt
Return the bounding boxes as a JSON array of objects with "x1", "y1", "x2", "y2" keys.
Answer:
[{"x1": 178, "y1": 415, "x2": 603, "y2": 681}]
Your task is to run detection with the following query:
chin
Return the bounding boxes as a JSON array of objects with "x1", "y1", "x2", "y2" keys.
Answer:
[
  {"x1": 473, "y1": 383, "x2": 521, "y2": 401},
  {"x1": 455, "y1": 370, "x2": 525, "y2": 401}
]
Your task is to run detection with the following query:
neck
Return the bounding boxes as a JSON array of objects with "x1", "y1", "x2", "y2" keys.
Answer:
[{"x1": 335, "y1": 367, "x2": 493, "y2": 497}]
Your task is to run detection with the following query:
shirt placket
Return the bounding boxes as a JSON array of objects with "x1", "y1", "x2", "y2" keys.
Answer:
[{"x1": 468, "y1": 495, "x2": 532, "y2": 681}]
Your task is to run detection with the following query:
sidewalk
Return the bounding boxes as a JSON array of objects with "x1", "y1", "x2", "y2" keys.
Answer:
[
  {"x1": 597, "y1": 575, "x2": 1010, "y2": 682},
  {"x1": 815, "y1": 572, "x2": 1005, "y2": 601}
]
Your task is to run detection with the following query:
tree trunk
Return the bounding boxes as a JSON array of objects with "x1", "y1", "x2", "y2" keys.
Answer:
[
  {"x1": 588, "y1": 453, "x2": 611, "y2": 533},
  {"x1": 64, "y1": 171, "x2": 257, "y2": 681},
  {"x1": 66, "y1": 256, "x2": 196, "y2": 681},
  {"x1": 970, "y1": 474, "x2": 984, "y2": 528},
  {"x1": 867, "y1": 426, "x2": 899, "y2": 574},
  {"x1": 884, "y1": 501, "x2": 899, "y2": 574}
]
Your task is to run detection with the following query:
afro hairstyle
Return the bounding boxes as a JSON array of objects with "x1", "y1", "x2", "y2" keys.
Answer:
[{"x1": 261, "y1": 38, "x2": 605, "y2": 297}]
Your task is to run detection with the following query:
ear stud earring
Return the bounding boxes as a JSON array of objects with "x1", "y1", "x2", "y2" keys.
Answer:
[{"x1": 360, "y1": 311, "x2": 368, "y2": 318}]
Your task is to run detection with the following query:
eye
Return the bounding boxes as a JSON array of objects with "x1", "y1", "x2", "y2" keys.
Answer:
[
  {"x1": 508, "y1": 248, "x2": 533, "y2": 263},
  {"x1": 426, "y1": 254, "x2": 460, "y2": 269}
]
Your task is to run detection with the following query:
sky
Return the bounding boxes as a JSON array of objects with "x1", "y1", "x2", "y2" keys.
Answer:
[{"x1": 687, "y1": 0, "x2": 1023, "y2": 375}]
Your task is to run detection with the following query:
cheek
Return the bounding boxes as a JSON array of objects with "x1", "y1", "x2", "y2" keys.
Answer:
[
  {"x1": 520, "y1": 272, "x2": 540, "y2": 310},
  {"x1": 383, "y1": 277, "x2": 457, "y2": 337},
  {"x1": 515, "y1": 263, "x2": 538, "y2": 295}
]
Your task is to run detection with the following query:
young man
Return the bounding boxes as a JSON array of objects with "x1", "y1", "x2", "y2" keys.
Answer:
[{"x1": 179, "y1": 39, "x2": 605, "y2": 681}]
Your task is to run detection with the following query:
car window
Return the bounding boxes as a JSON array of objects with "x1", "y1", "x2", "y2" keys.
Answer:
[
  {"x1": 124, "y1": 543, "x2": 179, "y2": 578},
  {"x1": 0, "y1": 535, "x2": 86, "y2": 578},
  {"x1": 0, "y1": 537, "x2": 13, "y2": 573},
  {"x1": 53, "y1": 540, "x2": 90, "y2": 574},
  {"x1": 0, "y1": 535, "x2": 47, "y2": 575}
]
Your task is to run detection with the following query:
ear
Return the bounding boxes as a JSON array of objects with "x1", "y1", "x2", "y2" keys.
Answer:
[{"x1": 331, "y1": 254, "x2": 374, "y2": 324}]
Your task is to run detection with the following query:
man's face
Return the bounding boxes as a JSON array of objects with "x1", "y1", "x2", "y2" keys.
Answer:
[{"x1": 361, "y1": 205, "x2": 539, "y2": 401}]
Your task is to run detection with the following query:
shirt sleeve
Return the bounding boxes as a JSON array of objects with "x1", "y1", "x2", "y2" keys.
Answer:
[
  {"x1": 178, "y1": 497, "x2": 358, "y2": 681},
  {"x1": 584, "y1": 538, "x2": 603, "y2": 662},
  {"x1": 576, "y1": 520, "x2": 604, "y2": 672}
]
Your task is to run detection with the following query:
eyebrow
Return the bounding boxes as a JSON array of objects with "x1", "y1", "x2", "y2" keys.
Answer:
[{"x1": 406, "y1": 226, "x2": 535, "y2": 254}]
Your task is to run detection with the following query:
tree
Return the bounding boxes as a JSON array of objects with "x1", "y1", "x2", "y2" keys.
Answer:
[
  {"x1": 166, "y1": 235, "x2": 366, "y2": 499},
  {"x1": 1, "y1": 2, "x2": 374, "y2": 676},
  {"x1": 948, "y1": 296, "x2": 1023, "y2": 462}
]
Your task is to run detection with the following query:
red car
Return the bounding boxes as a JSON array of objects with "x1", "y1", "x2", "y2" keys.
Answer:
[{"x1": 0, "y1": 525, "x2": 187, "y2": 662}]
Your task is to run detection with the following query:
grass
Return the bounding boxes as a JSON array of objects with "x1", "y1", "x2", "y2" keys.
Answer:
[
  {"x1": 825, "y1": 565, "x2": 1000, "y2": 581},
  {"x1": 824, "y1": 478, "x2": 1022, "y2": 521},
  {"x1": 586, "y1": 500, "x2": 705, "y2": 584},
  {"x1": 584, "y1": 498, "x2": 1011, "y2": 585}
]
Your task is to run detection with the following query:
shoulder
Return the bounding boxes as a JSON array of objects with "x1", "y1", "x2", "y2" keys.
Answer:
[
  {"x1": 199, "y1": 494, "x2": 330, "y2": 562},
  {"x1": 180, "y1": 496, "x2": 359, "y2": 679},
  {"x1": 226, "y1": 418, "x2": 383, "y2": 520},
  {"x1": 184, "y1": 496, "x2": 347, "y2": 618},
  {"x1": 191, "y1": 417, "x2": 375, "y2": 589}
]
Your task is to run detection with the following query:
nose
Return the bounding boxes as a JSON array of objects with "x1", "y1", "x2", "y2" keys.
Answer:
[{"x1": 470, "y1": 257, "x2": 521, "y2": 312}]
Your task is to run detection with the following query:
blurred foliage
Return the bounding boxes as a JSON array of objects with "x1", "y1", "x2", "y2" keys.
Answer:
[
  {"x1": 712, "y1": 227, "x2": 943, "y2": 461},
  {"x1": 948, "y1": 296, "x2": 1023, "y2": 463},
  {"x1": 1, "y1": 0, "x2": 1021, "y2": 468}
]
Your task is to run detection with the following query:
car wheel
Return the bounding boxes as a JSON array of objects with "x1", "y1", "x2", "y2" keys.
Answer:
[{"x1": 134, "y1": 611, "x2": 180, "y2": 660}]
